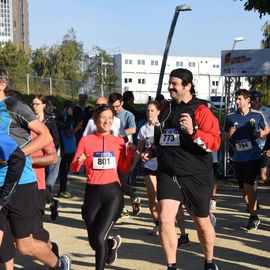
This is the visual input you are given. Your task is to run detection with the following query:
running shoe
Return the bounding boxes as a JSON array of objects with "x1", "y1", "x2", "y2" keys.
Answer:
[
  {"x1": 55, "y1": 254, "x2": 71, "y2": 270},
  {"x1": 132, "y1": 197, "x2": 141, "y2": 216},
  {"x1": 178, "y1": 233, "x2": 190, "y2": 247},
  {"x1": 148, "y1": 225, "x2": 159, "y2": 236},
  {"x1": 209, "y1": 212, "x2": 216, "y2": 227},
  {"x1": 50, "y1": 198, "x2": 60, "y2": 221},
  {"x1": 247, "y1": 215, "x2": 260, "y2": 230},
  {"x1": 106, "y1": 235, "x2": 122, "y2": 265},
  {"x1": 204, "y1": 261, "x2": 218, "y2": 270},
  {"x1": 58, "y1": 191, "x2": 74, "y2": 199},
  {"x1": 210, "y1": 199, "x2": 216, "y2": 210},
  {"x1": 120, "y1": 207, "x2": 129, "y2": 218}
]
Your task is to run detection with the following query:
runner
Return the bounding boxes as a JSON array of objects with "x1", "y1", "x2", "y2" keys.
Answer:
[
  {"x1": 71, "y1": 105, "x2": 135, "y2": 270},
  {"x1": 142, "y1": 68, "x2": 220, "y2": 270},
  {"x1": 0, "y1": 129, "x2": 25, "y2": 269},
  {"x1": 223, "y1": 89, "x2": 268, "y2": 230},
  {"x1": 0, "y1": 67, "x2": 71, "y2": 269}
]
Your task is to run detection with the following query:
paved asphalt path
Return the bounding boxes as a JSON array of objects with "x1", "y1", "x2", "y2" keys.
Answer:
[{"x1": 14, "y1": 174, "x2": 270, "y2": 269}]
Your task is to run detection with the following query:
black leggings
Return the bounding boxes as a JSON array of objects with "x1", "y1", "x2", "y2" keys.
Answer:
[{"x1": 82, "y1": 182, "x2": 124, "y2": 270}]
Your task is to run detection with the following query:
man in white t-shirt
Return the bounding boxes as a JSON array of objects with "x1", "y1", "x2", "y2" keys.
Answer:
[{"x1": 83, "y1": 97, "x2": 126, "y2": 137}]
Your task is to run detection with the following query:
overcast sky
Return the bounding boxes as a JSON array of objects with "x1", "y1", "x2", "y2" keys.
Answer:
[{"x1": 29, "y1": 0, "x2": 269, "y2": 57}]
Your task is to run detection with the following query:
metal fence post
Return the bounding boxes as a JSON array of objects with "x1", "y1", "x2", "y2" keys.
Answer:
[
  {"x1": 26, "y1": 73, "x2": 30, "y2": 94},
  {"x1": 49, "y1": 77, "x2": 52, "y2": 95}
]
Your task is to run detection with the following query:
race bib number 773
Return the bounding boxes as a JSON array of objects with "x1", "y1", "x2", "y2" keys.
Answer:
[{"x1": 159, "y1": 128, "x2": 180, "y2": 146}]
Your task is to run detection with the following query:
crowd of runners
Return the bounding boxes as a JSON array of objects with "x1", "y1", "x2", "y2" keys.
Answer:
[{"x1": 0, "y1": 66, "x2": 269, "y2": 270}]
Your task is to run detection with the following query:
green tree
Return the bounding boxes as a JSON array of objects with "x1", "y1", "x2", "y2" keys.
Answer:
[
  {"x1": 31, "y1": 46, "x2": 51, "y2": 77},
  {"x1": 237, "y1": 0, "x2": 270, "y2": 17},
  {"x1": 30, "y1": 29, "x2": 86, "y2": 97},
  {"x1": 248, "y1": 21, "x2": 270, "y2": 104},
  {"x1": 53, "y1": 28, "x2": 84, "y2": 81},
  {"x1": 261, "y1": 21, "x2": 270, "y2": 48},
  {"x1": 0, "y1": 41, "x2": 31, "y2": 74},
  {"x1": 0, "y1": 41, "x2": 31, "y2": 91},
  {"x1": 87, "y1": 46, "x2": 118, "y2": 97}
]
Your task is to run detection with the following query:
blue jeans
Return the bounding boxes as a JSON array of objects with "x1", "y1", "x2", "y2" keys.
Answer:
[{"x1": 46, "y1": 156, "x2": 61, "y2": 193}]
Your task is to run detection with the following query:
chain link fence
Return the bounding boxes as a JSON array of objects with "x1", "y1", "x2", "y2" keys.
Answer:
[
  {"x1": 7, "y1": 72, "x2": 124, "y2": 102},
  {"x1": 8, "y1": 72, "x2": 80, "y2": 99}
]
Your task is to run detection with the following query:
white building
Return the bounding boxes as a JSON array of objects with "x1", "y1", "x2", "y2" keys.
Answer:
[
  {"x1": 114, "y1": 53, "x2": 249, "y2": 104},
  {"x1": 0, "y1": 0, "x2": 13, "y2": 43},
  {"x1": 0, "y1": 0, "x2": 29, "y2": 50}
]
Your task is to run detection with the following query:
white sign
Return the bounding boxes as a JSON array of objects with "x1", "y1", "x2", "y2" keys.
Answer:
[{"x1": 221, "y1": 49, "x2": 270, "y2": 77}]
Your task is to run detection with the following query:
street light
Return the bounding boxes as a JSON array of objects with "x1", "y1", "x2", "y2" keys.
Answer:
[
  {"x1": 232, "y1": 36, "x2": 244, "y2": 50},
  {"x1": 156, "y1": 4, "x2": 192, "y2": 98},
  {"x1": 222, "y1": 35, "x2": 245, "y2": 177}
]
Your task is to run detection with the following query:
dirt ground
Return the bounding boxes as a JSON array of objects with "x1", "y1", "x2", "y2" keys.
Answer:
[{"x1": 14, "y1": 174, "x2": 270, "y2": 270}]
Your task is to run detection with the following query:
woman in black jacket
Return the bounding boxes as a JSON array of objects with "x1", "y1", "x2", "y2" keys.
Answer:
[{"x1": 32, "y1": 94, "x2": 60, "y2": 220}]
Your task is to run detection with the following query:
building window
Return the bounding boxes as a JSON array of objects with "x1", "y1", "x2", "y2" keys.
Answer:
[
  {"x1": 151, "y1": 60, "x2": 158, "y2": 66},
  {"x1": 138, "y1": 78, "x2": 146, "y2": 84},
  {"x1": 176, "y1": 61, "x2": 183, "y2": 67},
  {"x1": 124, "y1": 78, "x2": 132, "y2": 83},
  {"x1": 124, "y1": 59, "x2": 132, "y2": 65},
  {"x1": 213, "y1": 64, "x2": 220, "y2": 68},
  {"x1": 188, "y1": 62, "x2": 196, "y2": 67},
  {"x1": 138, "y1": 59, "x2": 145, "y2": 65},
  {"x1": 212, "y1": 81, "x2": 218, "y2": 87}
]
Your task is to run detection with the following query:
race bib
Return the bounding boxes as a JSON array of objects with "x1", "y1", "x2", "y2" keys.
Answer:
[
  {"x1": 93, "y1": 152, "x2": 116, "y2": 169},
  {"x1": 159, "y1": 128, "x2": 180, "y2": 146},
  {"x1": 235, "y1": 140, "x2": 253, "y2": 152}
]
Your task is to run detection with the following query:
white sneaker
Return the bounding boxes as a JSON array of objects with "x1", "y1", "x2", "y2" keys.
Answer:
[
  {"x1": 209, "y1": 212, "x2": 217, "y2": 227},
  {"x1": 210, "y1": 199, "x2": 216, "y2": 210},
  {"x1": 106, "y1": 235, "x2": 122, "y2": 265}
]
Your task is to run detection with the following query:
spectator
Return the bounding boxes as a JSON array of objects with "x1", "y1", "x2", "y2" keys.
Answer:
[
  {"x1": 73, "y1": 93, "x2": 90, "y2": 144},
  {"x1": 56, "y1": 100, "x2": 77, "y2": 199}
]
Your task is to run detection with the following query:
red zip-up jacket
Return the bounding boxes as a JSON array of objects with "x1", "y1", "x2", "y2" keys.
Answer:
[{"x1": 71, "y1": 133, "x2": 135, "y2": 185}]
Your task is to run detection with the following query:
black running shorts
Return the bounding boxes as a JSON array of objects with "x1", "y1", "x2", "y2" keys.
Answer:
[
  {"x1": 32, "y1": 189, "x2": 49, "y2": 243},
  {"x1": 2, "y1": 182, "x2": 40, "y2": 239},
  {"x1": 157, "y1": 172, "x2": 212, "y2": 217},
  {"x1": 234, "y1": 160, "x2": 260, "y2": 188}
]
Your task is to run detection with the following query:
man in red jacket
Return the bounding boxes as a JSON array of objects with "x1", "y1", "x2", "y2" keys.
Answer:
[{"x1": 142, "y1": 68, "x2": 221, "y2": 270}]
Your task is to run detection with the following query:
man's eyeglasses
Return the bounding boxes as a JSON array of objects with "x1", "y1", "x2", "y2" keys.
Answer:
[
  {"x1": 95, "y1": 103, "x2": 107, "y2": 107},
  {"x1": 112, "y1": 103, "x2": 122, "y2": 109}
]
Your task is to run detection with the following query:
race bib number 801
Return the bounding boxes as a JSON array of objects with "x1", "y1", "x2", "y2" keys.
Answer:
[{"x1": 93, "y1": 152, "x2": 116, "y2": 169}]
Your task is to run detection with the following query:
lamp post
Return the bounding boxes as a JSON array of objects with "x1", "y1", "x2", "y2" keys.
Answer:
[
  {"x1": 222, "y1": 35, "x2": 244, "y2": 178},
  {"x1": 231, "y1": 36, "x2": 244, "y2": 50},
  {"x1": 221, "y1": 35, "x2": 245, "y2": 118},
  {"x1": 156, "y1": 4, "x2": 191, "y2": 98}
]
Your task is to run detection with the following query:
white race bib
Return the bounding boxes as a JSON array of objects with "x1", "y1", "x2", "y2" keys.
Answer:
[
  {"x1": 235, "y1": 140, "x2": 253, "y2": 152},
  {"x1": 159, "y1": 128, "x2": 180, "y2": 146},
  {"x1": 93, "y1": 152, "x2": 116, "y2": 169}
]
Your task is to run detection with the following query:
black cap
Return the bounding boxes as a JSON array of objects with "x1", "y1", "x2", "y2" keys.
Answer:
[{"x1": 169, "y1": 68, "x2": 193, "y2": 84}]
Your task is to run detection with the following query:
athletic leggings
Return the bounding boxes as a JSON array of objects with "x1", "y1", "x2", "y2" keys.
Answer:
[{"x1": 82, "y1": 182, "x2": 124, "y2": 270}]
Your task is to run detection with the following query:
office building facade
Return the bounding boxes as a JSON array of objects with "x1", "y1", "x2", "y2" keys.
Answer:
[
  {"x1": 114, "y1": 53, "x2": 249, "y2": 103},
  {"x1": 0, "y1": 0, "x2": 29, "y2": 50}
]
